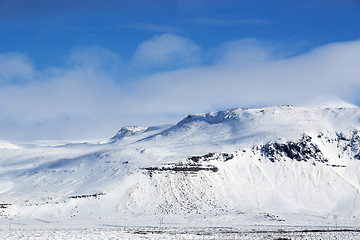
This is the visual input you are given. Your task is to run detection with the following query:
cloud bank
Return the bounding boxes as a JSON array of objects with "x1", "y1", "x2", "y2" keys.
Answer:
[{"x1": 0, "y1": 35, "x2": 359, "y2": 140}]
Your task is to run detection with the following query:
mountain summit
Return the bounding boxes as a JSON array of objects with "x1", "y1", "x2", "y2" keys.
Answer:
[{"x1": 111, "y1": 125, "x2": 148, "y2": 140}]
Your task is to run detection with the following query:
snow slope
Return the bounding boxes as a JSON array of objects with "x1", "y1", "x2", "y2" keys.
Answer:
[{"x1": 1, "y1": 105, "x2": 360, "y2": 227}]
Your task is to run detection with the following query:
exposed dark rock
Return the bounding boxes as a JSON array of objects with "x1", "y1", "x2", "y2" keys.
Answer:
[
  {"x1": 188, "y1": 153, "x2": 215, "y2": 162},
  {"x1": 223, "y1": 153, "x2": 234, "y2": 161},
  {"x1": 0, "y1": 203, "x2": 11, "y2": 209},
  {"x1": 187, "y1": 152, "x2": 233, "y2": 163},
  {"x1": 260, "y1": 134, "x2": 327, "y2": 163},
  {"x1": 326, "y1": 164, "x2": 346, "y2": 167},
  {"x1": 334, "y1": 131, "x2": 360, "y2": 160},
  {"x1": 144, "y1": 163, "x2": 218, "y2": 174},
  {"x1": 261, "y1": 212, "x2": 285, "y2": 222},
  {"x1": 69, "y1": 193, "x2": 105, "y2": 199}
]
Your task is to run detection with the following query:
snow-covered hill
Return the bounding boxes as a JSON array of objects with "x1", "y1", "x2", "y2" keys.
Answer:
[{"x1": 1, "y1": 105, "x2": 360, "y2": 227}]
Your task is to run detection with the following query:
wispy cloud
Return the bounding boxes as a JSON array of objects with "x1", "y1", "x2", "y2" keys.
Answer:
[
  {"x1": 66, "y1": 45, "x2": 122, "y2": 76},
  {"x1": 122, "y1": 23, "x2": 182, "y2": 33},
  {"x1": 0, "y1": 37, "x2": 359, "y2": 140},
  {"x1": 209, "y1": 38, "x2": 281, "y2": 65},
  {"x1": 195, "y1": 17, "x2": 273, "y2": 26}
]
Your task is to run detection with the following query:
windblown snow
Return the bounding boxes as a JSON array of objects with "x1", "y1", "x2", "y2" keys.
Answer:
[{"x1": 1, "y1": 105, "x2": 360, "y2": 231}]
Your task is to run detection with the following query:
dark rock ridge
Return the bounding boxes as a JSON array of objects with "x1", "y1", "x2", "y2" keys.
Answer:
[
  {"x1": 259, "y1": 134, "x2": 326, "y2": 163},
  {"x1": 69, "y1": 193, "x2": 105, "y2": 199},
  {"x1": 144, "y1": 131, "x2": 360, "y2": 178},
  {"x1": 188, "y1": 152, "x2": 234, "y2": 162},
  {"x1": 144, "y1": 153, "x2": 235, "y2": 176},
  {"x1": 144, "y1": 162, "x2": 218, "y2": 176}
]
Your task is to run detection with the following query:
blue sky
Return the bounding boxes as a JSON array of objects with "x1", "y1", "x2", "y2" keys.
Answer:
[
  {"x1": 0, "y1": 0, "x2": 360, "y2": 140},
  {"x1": 1, "y1": 0, "x2": 360, "y2": 69}
]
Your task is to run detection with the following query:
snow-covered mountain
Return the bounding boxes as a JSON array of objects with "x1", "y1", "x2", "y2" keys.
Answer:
[{"x1": 1, "y1": 105, "x2": 360, "y2": 226}]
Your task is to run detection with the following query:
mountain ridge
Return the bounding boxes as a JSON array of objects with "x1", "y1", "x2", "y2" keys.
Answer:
[{"x1": 1, "y1": 105, "x2": 360, "y2": 226}]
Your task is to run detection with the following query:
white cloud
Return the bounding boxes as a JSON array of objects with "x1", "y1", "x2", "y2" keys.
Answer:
[
  {"x1": 123, "y1": 23, "x2": 182, "y2": 33},
  {"x1": 0, "y1": 38, "x2": 360, "y2": 140},
  {"x1": 210, "y1": 38, "x2": 280, "y2": 65},
  {"x1": 0, "y1": 53, "x2": 34, "y2": 84},
  {"x1": 131, "y1": 34, "x2": 201, "y2": 71},
  {"x1": 66, "y1": 45, "x2": 122, "y2": 75},
  {"x1": 0, "y1": 47, "x2": 124, "y2": 140}
]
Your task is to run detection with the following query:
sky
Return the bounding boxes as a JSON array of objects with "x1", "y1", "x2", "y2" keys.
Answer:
[{"x1": 0, "y1": 0, "x2": 360, "y2": 140}]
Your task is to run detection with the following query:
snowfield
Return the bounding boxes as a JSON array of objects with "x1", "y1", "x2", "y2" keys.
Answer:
[
  {"x1": 1, "y1": 226, "x2": 360, "y2": 239},
  {"x1": 1, "y1": 105, "x2": 360, "y2": 238}
]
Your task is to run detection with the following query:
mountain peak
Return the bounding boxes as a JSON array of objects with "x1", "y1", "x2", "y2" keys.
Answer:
[{"x1": 112, "y1": 125, "x2": 148, "y2": 140}]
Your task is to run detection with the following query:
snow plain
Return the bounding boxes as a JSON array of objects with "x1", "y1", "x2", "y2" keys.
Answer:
[{"x1": 1, "y1": 105, "x2": 360, "y2": 239}]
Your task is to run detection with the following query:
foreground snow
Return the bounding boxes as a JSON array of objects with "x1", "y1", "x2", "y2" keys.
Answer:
[
  {"x1": 1, "y1": 222, "x2": 360, "y2": 240},
  {"x1": 2, "y1": 228, "x2": 360, "y2": 240},
  {"x1": 1, "y1": 105, "x2": 360, "y2": 236}
]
